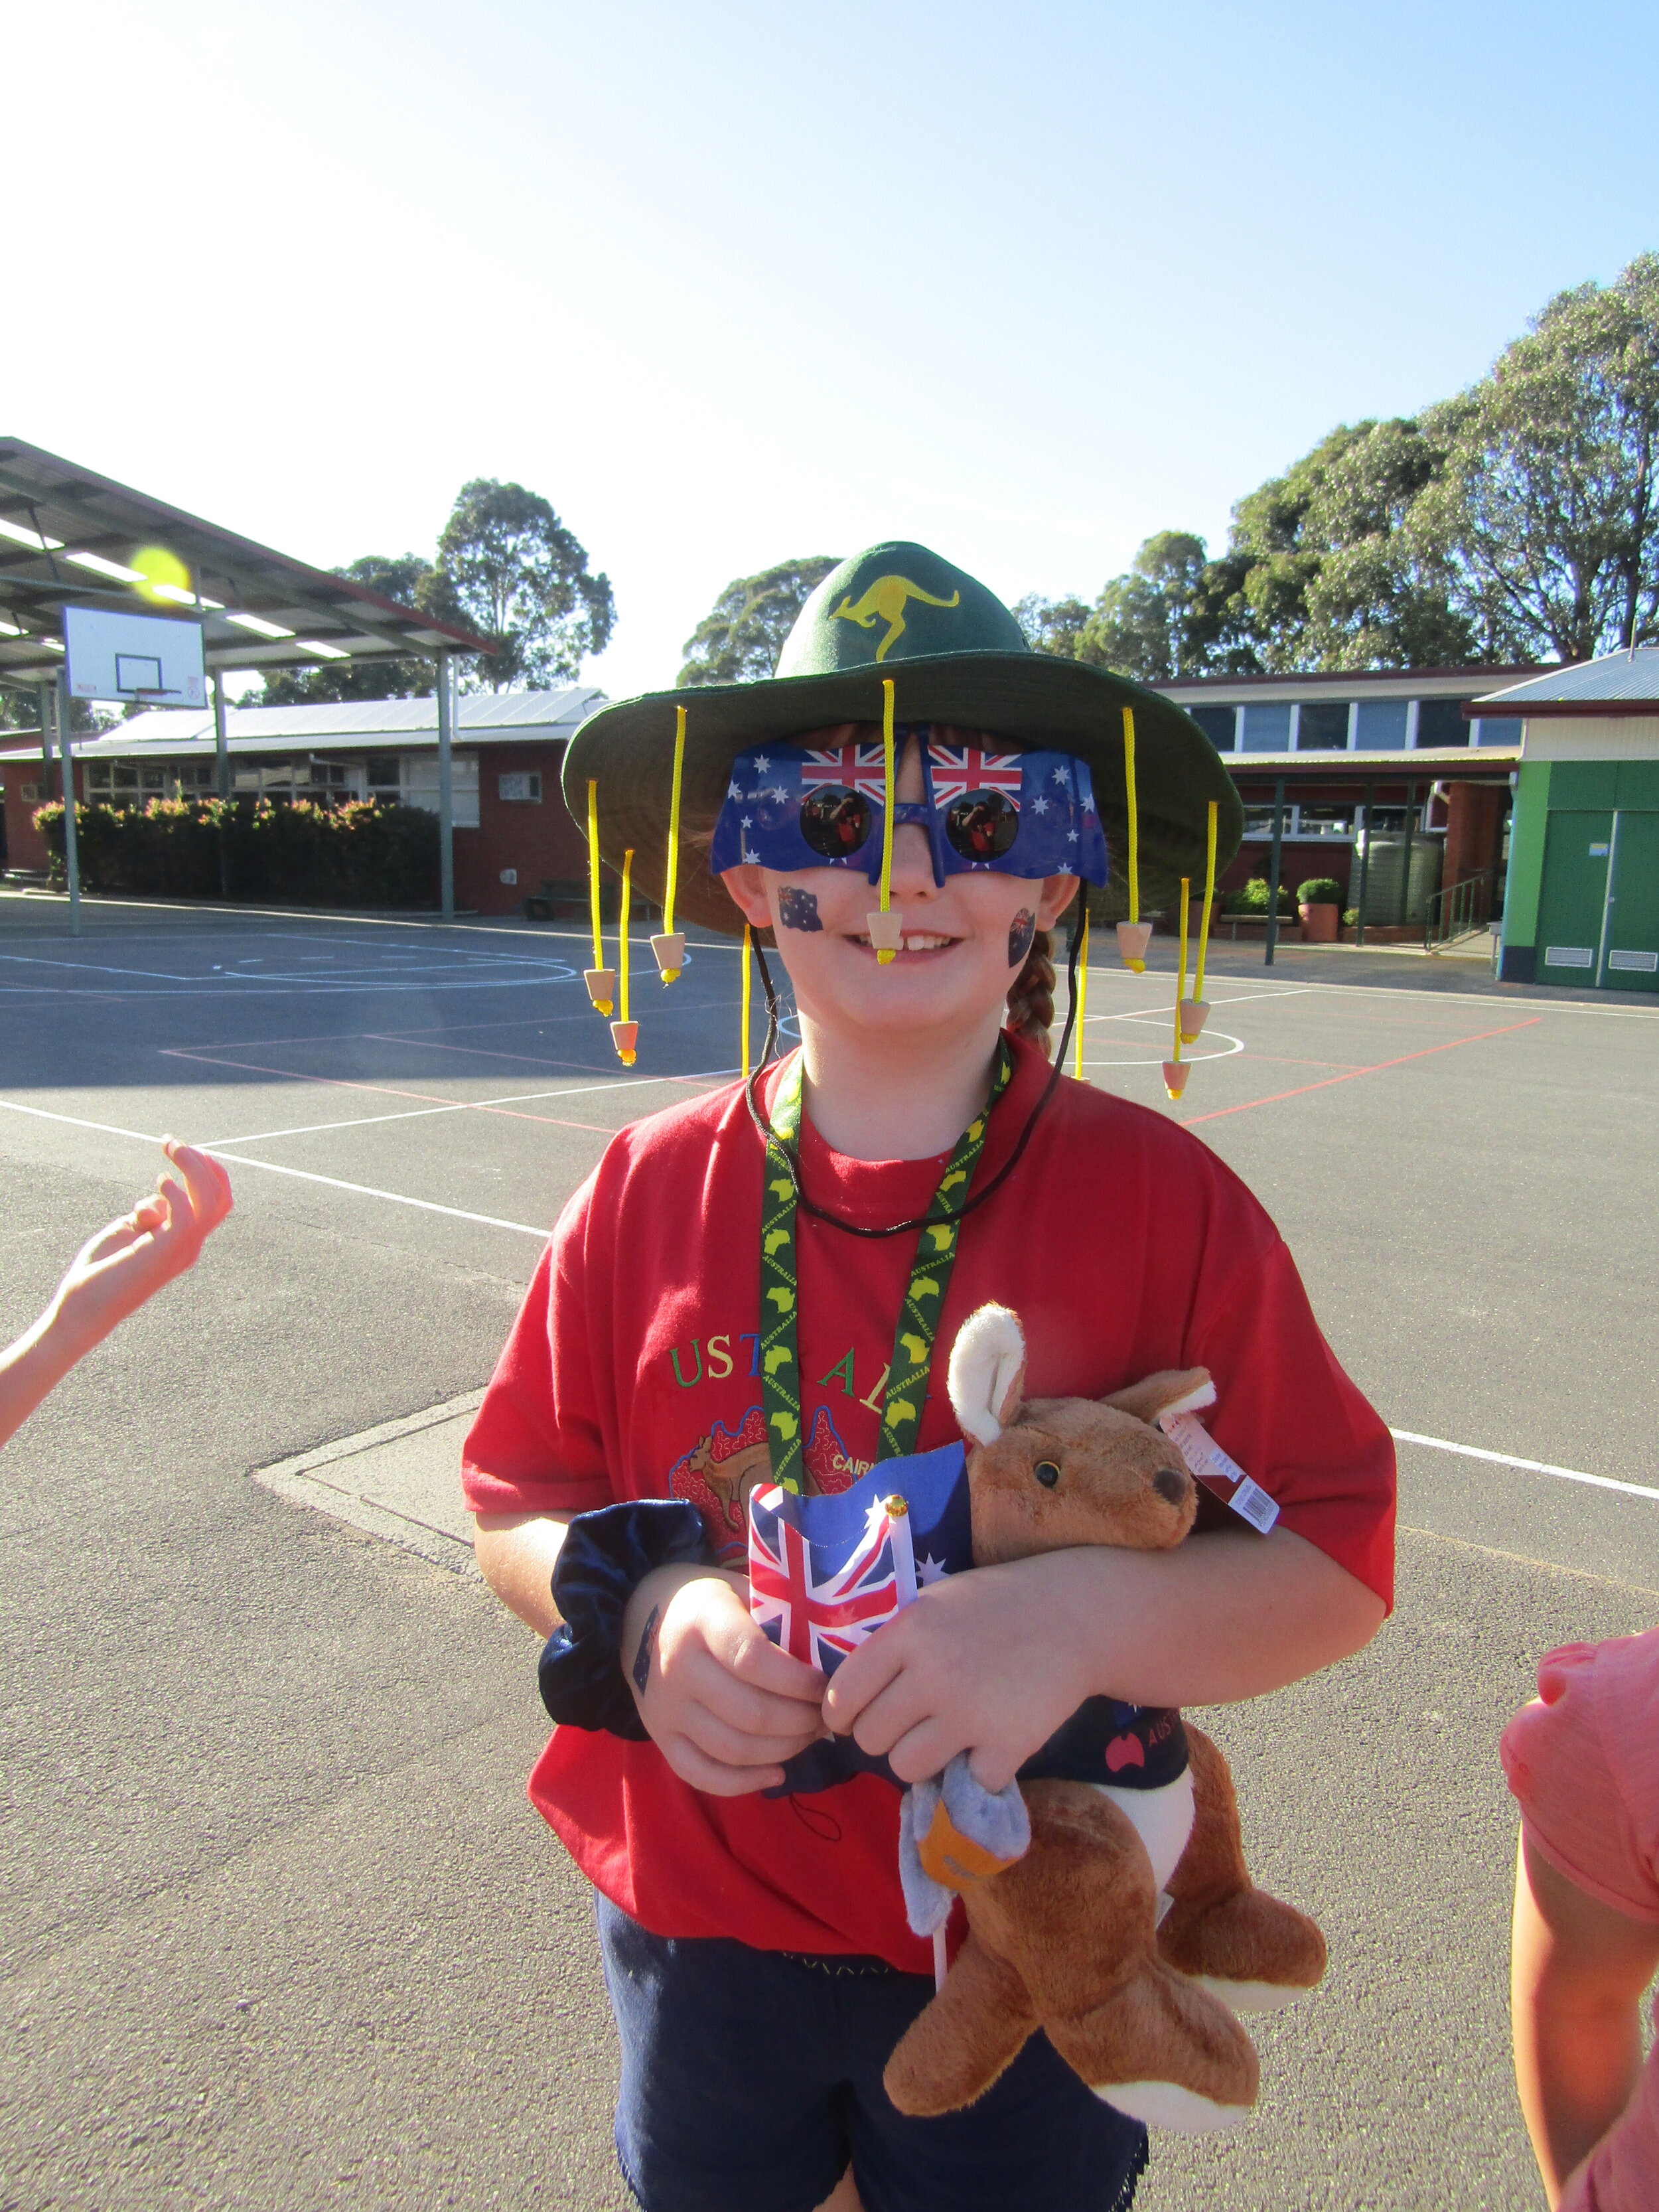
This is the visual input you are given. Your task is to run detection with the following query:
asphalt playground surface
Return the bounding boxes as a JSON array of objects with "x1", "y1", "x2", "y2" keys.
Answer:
[{"x1": 2, "y1": 891, "x2": 1656, "y2": 2211}]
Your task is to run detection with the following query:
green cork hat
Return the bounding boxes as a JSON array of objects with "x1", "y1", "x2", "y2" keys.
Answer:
[{"x1": 563, "y1": 540, "x2": 1241, "y2": 937}]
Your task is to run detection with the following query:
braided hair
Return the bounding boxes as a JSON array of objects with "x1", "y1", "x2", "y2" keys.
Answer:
[{"x1": 1004, "y1": 927, "x2": 1056, "y2": 1059}]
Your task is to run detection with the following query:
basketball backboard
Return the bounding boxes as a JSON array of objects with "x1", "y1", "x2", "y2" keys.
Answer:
[{"x1": 63, "y1": 604, "x2": 206, "y2": 706}]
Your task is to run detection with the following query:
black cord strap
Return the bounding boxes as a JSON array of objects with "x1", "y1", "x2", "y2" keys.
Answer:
[{"x1": 741, "y1": 903, "x2": 1086, "y2": 1242}]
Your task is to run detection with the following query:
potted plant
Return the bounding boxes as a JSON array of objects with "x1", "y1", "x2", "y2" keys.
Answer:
[{"x1": 1297, "y1": 877, "x2": 1342, "y2": 944}]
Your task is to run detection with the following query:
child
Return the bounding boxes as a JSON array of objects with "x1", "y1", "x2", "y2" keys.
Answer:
[
  {"x1": 465, "y1": 542, "x2": 1394, "y2": 2212},
  {"x1": 1504, "y1": 1633, "x2": 1659, "y2": 2209},
  {"x1": 1, "y1": 1138, "x2": 233, "y2": 1450}
]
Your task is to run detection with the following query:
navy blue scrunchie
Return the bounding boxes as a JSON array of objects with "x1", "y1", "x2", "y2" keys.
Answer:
[{"x1": 539, "y1": 1500, "x2": 717, "y2": 1739}]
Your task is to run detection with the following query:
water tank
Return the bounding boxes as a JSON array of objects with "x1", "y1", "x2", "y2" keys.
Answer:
[{"x1": 1353, "y1": 831, "x2": 1443, "y2": 924}]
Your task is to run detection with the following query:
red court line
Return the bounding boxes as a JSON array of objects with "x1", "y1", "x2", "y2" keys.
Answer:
[
  {"x1": 1232, "y1": 1054, "x2": 1366, "y2": 1071},
  {"x1": 159, "y1": 1047, "x2": 616, "y2": 1134},
  {"x1": 1180, "y1": 1017, "x2": 1542, "y2": 1126}
]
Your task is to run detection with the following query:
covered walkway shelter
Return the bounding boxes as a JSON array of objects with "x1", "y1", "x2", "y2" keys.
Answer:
[{"x1": 0, "y1": 438, "x2": 492, "y2": 927}]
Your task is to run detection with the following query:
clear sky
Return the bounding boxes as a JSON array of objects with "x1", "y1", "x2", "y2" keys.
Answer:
[{"x1": 7, "y1": 0, "x2": 1657, "y2": 701}]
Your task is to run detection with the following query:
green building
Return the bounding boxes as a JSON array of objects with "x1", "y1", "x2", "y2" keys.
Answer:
[{"x1": 1480, "y1": 651, "x2": 1659, "y2": 993}]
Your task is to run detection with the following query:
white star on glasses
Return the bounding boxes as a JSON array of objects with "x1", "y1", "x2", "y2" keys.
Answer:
[
  {"x1": 741, "y1": 816, "x2": 753, "y2": 829},
  {"x1": 754, "y1": 753, "x2": 770, "y2": 773},
  {"x1": 1031, "y1": 795, "x2": 1049, "y2": 814},
  {"x1": 1052, "y1": 765, "x2": 1070, "y2": 784}
]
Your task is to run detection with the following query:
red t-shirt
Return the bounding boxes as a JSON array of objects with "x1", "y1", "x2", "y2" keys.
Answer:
[{"x1": 463, "y1": 1033, "x2": 1396, "y2": 1972}]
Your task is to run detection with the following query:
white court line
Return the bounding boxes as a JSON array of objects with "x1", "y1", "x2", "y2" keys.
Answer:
[
  {"x1": 0, "y1": 1097, "x2": 550, "y2": 1240},
  {"x1": 202, "y1": 1151, "x2": 549, "y2": 1238},
  {"x1": 1102, "y1": 964, "x2": 1659, "y2": 1022},
  {"x1": 0, "y1": 950, "x2": 576, "y2": 984},
  {"x1": 0, "y1": 974, "x2": 581, "y2": 1002},
  {"x1": 1393, "y1": 1430, "x2": 1659, "y2": 1505},
  {"x1": 1072, "y1": 987, "x2": 1315, "y2": 1027},
  {"x1": 4, "y1": 1091, "x2": 1658, "y2": 1480},
  {"x1": 196, "y1": 1067, "x2": 734, "y2": 1147}
]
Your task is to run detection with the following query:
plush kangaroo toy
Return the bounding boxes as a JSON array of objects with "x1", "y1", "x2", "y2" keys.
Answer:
[{"x1": 881, "y1": 1304, "x2": 1327, "y2": 2132}]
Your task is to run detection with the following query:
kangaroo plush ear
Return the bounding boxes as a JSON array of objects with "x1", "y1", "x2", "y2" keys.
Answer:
[
  {"x1": 1104, "y1": 1368, "x2": 1215, "y2": 1428},
  {"x1": 949, "y1": 1305, "x2": 1027, "y2": 1446}
]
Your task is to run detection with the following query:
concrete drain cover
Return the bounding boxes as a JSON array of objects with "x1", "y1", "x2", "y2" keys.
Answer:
[{"x1": 255, "y1": 1390, "x2": 486, "y2": 1574}]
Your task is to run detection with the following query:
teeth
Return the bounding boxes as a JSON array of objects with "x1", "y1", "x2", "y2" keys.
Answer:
[{"x1": 851, "y1": 930, "x2": 954, "y2": 951}]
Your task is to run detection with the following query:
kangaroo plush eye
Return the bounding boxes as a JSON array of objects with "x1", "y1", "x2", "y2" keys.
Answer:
[{"x1": 1033, "y1": 1460, "x2": 1060, "y2": 1489}]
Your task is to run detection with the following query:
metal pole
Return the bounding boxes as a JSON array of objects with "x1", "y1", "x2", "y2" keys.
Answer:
[
  {"x1": 37, "y1": 680, "x2": 56, "y2": 800},
  {"x1": 1398, "y1": 780, "x2": 1416, "y2": 929},
  {"x1": 1354, "y1": 782, "x2": 1374, "y2": 950},
  {"x1": 1264, "y1": 777, "x2": 1285, "y2": 968},
  {"x1": 435, "y1": 655, "x2": 455, "y2": 922},
  {"x1": 212, "y1": 668, "x2": 231, "y2": 800},
  {"x1": 56, "y1": 671, "x2": 82, "y2": 937},
  {"x1": 211, "y1": 668, "x2": 232, "y2": 900}
]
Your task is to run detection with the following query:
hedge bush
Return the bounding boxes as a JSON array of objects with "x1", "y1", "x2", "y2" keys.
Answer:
[
  {"x1": 33, "y1": 797, "x2": 441, "y2": 909},
  {"x1": 1221, "y1": 877, "x2": 1297, "y2": 916},
  {"x1": 1296, "y1": 876, "x2": 1343, "y2": 906}
]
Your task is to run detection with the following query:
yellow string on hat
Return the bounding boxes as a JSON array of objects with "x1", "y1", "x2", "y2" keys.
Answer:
[
  {"x1": 877, "y1": 676, "x2": 897, "y2": 964},
  {"x1": 741, "y1": 921, "x2": 753, "y2": 1083},
  {"x1": 613, "y1": 848, "x2": 636, "y2": 1065},
  {"x1": 664, "y1": 706, "x2": 685, "y2": 937},
  {"x1": 1194, "y1": 798, "x2": 1218, "y2": 1004},
  {"x1": 1072, "y1": 906, "x2": 1089, "y2": 1082},
  {"x1": 587, "y1": 778, "x2": 604, "y2": 974},
  {"x1": 1172, "y1": 877, "x2": 1190, "y2": 1065},
  {"x1": 1123, "y1": 707, "x2": 1139, "y2": 925}
]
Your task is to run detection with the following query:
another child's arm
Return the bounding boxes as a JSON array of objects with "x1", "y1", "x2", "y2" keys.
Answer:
[
  {"x1": 1512, "y1": 1827, "x2": 1659, "y2": 2206},
  {"x1": 824, "y1": 1524, "x2": 1384, "y2": 1791},
  {"x1": 0, "y1": 1140, "x2": 233, "y2": 1451}
]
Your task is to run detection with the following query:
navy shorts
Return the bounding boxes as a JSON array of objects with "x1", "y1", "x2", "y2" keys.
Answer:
[{"x1": 597, "y1": 1895, "x2": 1148, "y2": 2212}]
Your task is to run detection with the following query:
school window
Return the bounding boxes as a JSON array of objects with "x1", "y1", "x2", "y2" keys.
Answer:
[
  {"x1": 1414, "y1": 698, "x2": 1471, "y2": 747},
  {"x1": 398, "y1": 751, "x2": 481, "y2": 828},
  {"x1": 86, "y1": 761, "x2": 164, "y2": 803},
  {"x1": 1354, "y1": 700, "x2": 1409, "y2": 750},
  {"x1": 1189, "y1": 706, "x2": 1236, "y2": 752},
  {"x1": 498, "y1": 771, "x2": 542, "y2": 802},
  {"x1": 367, "y1": 757, "x2": 400, "y2": 791},
  {"x1": 1240, "y1": 703, "x2": 1293, "y2": 751},
  {"x1": 1296, "y1": 703, "x2": 1351, "y2": 751}
]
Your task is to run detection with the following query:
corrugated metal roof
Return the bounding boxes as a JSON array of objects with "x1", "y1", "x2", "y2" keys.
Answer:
[
  {"x1": 0, "y1": 685, "x2": 605, "y2": 761},
  {"x1": 0, "y1": 436, "x2": 490, "y2": 687},
  {"x1": 1476, "y1": 647, "x2": 1659, "y2": 709}
]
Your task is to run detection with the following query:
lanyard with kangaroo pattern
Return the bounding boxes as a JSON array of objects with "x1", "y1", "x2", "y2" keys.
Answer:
[{"x1": 757, "y1": 1039, "x2": 1014, "y2": 1492}]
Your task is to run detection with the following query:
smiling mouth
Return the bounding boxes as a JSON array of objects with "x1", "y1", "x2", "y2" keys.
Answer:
[{"x1": 850, "y1": 930, "x2": 959, "y2": 954}]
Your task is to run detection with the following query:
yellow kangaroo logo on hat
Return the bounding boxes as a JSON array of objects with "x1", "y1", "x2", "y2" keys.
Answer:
[{"x1": 833, "y1": 574, "x2": 961, "y2": 662}]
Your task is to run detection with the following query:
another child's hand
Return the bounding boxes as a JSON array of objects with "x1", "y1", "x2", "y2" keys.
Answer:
[
  {"x1": 622, "y1": 1564, "x2": 828, "y2": 1796},
  {"x1": 49, "y1": 1140, "x2": 234, "y2": 1355},
  {"x1": 823, "y1": 1554, "x2": 1095, "y2": 1793}
]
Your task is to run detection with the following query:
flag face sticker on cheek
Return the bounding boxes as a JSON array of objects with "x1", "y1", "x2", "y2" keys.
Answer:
[{"x1": 708, "y1": 730, "x2": 1109, "y2": 887}]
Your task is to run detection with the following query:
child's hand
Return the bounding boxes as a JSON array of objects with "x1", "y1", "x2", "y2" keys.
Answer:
[
  {"x1": 49, "y1": 1140, "x2": 234, "y2": 1354},
  {"x1": 822, "y1": 1554, "x2": 1095, "y2": 1793},
  {"x1": 622, "y1": 1564, "x2": 828, "y2": 1796}
]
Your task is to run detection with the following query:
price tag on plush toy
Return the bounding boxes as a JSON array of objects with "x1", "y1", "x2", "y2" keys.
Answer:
[{"x1": 1156, "y1": 1411, "x2": 1280, "y2": 1534}]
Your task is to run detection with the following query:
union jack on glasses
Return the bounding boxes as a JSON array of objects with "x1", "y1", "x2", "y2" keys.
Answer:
[
  {"x1": 799, "y1": 742, "x2": 889, "y2": 801},
  {"x1": 926, "y1": 745, "x2": 1025, "y2": 807}
]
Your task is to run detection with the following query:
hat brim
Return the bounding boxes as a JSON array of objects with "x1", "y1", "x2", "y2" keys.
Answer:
[{"x1": 562, "y1": 652, "x2": 1243, "y2": 936}]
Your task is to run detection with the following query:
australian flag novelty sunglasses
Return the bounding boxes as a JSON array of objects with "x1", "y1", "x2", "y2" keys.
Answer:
[{"x1": 708, "y1": 726, "x2": 1110, "y2": 889}]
